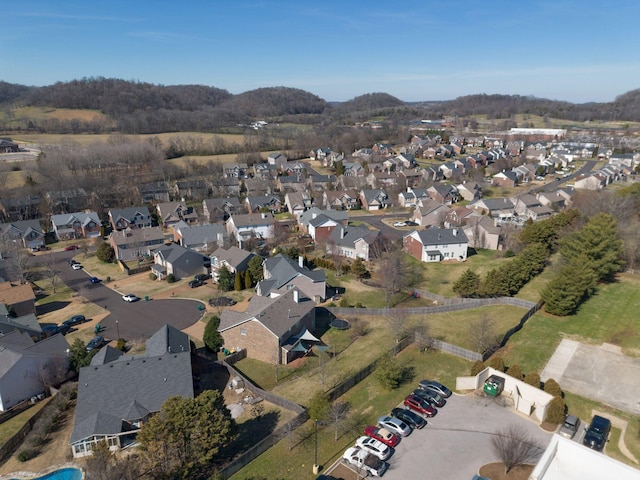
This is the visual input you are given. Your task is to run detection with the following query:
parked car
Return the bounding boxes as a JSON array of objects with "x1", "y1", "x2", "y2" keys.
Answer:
[
  {"x1": 64, "y1": 245, "x2": 79, "y2": 251},
  {"x1": 72, "y1": 263, "x2": 83, "y2": 270},
  {"x1": 355, "y1": 436, "x2": 392, "y2": 460},
  {"x1": 209, "y1": 296, "x2": 236, "y2": 307},
  {"x1": 559, "y1": 414, "x2": 581, "y2": 439},
  {"x1": 418, "y1": 379, "x2": 452, "y2": 398},
  {"x1": 58, "y1": 323, "x2": 71, "y2": 335},
  {"x1": 86, "y1": 335, "x2": 106, "y2": 352},
  {"x1": 393, "y1": 221, "x2": 406, "y2": 227},
  {"x1": 194, "y1": 274, "x2": 209, "y2": 283},
  {"x1": 189, "y1": 279, "x2": 204, "y2": 288},
  {"x1": 89, "y1": 277, "x2": 102, "y2": 284},
  {"x1": 41, "y1": 325, "x2": 61, "y2": 337},
  {"x1": 377, "y1": 415, "x2": 412, "y2": 437},
  {"x1": 363, "y1": 426, "x2": 400, "y2": 448},
  {"x1": 342, "y1": 446, "x2": 388, "y2": 477},
  {"x1": 404, "y1": 394, "x2": 436, "y2": 417},
  {"x1": 391, "y1": 407, "x2": 427, "y2": 429},
  {"x1": 63, "y1": 315, "x2": 86, "y2": 327},
  {"x1": 412, "y1": 388, "x2": 446, "y2": 407},
  {"x1": 68, "y1": 259, "x2": 79, "y2": 266},
  {"x1": 583, "y1": 415, "x2": 611, "y2": 451},
  {"x1": 122, "y1": 294, "x2": 140, "y2": 302}
]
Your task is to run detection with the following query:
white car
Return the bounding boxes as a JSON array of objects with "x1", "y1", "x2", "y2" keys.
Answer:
[
  {"x1": 355, "y1": 435, "x2": 392, "y2": 460},
  {"x1": 122, "y1": 294, "x2": 140, "y2": 302},
  {"x1": 72, "y1": 263, "x2": 83, "y2": 270},
  {"x1": 393, "y1": 221, "x2": 407, "y2": 227},
  {"x1": 377, "y1": 415, "x2": 412, "y2": 437}
]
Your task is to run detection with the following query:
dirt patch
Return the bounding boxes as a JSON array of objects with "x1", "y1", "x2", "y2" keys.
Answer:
[{"x1": 478, "y1": 462, "x2": 534, "y2": 480}]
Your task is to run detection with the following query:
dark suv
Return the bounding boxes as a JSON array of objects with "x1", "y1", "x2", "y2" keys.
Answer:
[
  {"x1": 194, "y1": 274, "x2": 209, "y2": 283},
  {"x1": 583, "y1": 415, "x2": 611, "y2": 451}
]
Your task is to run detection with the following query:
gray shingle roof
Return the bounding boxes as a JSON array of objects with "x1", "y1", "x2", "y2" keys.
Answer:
[
  {"x1": 409, "y1": 227, "x2": 469, "y2": 246},
  {"x1": 70, "y1": 325, "x2": 193, "y2": 444},
  {"x1": 263, "y1": 254, "x2": 325, "y2": 288}
]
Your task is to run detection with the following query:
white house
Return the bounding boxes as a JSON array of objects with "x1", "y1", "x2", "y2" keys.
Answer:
[{"x1": 403, "y1": 227, "x2": 468, "y2": 263}]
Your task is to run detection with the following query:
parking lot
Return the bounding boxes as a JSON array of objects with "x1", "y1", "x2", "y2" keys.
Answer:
[{"x1": 326, "y1": 392, "x2": 553, "y2": 480}]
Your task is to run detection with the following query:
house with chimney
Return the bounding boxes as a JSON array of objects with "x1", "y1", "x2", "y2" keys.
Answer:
[
  {"x1": 51, "y1": 212, "x2": 102, "y2": 240},
  {"x1": 256, "y1": 253, "x2": 326, "y2": 302},
  {"x1": 325, "y1": 225, "x2": 380, "y2": 261},
  {"x1": 226, "y1": 212, "x2": 275, "y2": 247},
  {"x1": 218, "y1": 288, "x2": 316, "y2": 365}
]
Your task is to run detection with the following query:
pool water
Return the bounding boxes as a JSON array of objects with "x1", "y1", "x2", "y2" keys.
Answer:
[{"x1": 11, "y1": 467, "x2": 82, "y2": 480}]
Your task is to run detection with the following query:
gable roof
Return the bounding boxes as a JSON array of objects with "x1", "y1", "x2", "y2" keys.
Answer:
[
  {"x1": 153, "y1": 244, "x2": 208, "y2": 268},
  {"x1": 218, "y1": 288, "x2": 315, "y2": 339},
  {"x1": 212, "y1": 246, "x2": 256, "y2": 270},
  {"x1": 229, "y1": 212, "x2": 275, "y2": 228},
  {"x1": 327, "y1": 225, "x2": 379, "y2": 248},
  {"x1": 108, "y1": 206, "x2": 151, "y2": 222},
  {"x1": 51, "y1": 212, "x2": 100, "y2": 229},
  {"x1": 70, "y1": 325, "x2": 193, "y2": 444},
  {"x1": 407, "y1": 227, "x2": 469, "y2": 246},
  {"x1": 262, "y1": 254, "x2": 325, "y2": 289},
  {"x1": 178, "y1": 223, "x2": 225, "y2": 246}
]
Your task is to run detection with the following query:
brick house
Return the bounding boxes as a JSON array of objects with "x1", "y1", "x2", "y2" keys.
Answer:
[
  {"x1": 218, "y1": 289, "x2": 316, "y2": 365},
  {"x1": 403, "y1": 228, "x2": 468, "y2": 263},
  {"x1": 51, "y1": 212, "x2": 102, "y2": 240}
]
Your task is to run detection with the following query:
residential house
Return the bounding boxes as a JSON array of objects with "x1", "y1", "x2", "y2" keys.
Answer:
[
  {"x1": 325, "y1": 225, "x2": 380, "y2": 261},
  {"x1": 359, "y1": 189, "x2": 388, "y2": 211},
  {"x1": 352, "y1": 148, "x2": 374, "y2": 163},
  {"x1": 343, "y1": 161, "x2": 365, "y2": 177},
  {"x1": 462, "y1": 216, "x2": 503, "y2": 250},
  {"x1": 226, "y1": 212, "x2": 275, "y2": 247},
  {"x1": 174, "y1": 179, "x2": 209, "y2": 200},
  {"x1": 219, "y1": 288, "x2": 316, "y2": 365},
  {"x1": 367, "y1": 171, "x2": 398, "y2": 189},
  {"x1": 403, "y1": 228, "x2": 468, "y2": 263},
  {"x1": 536, "y1": 191, "x2": 567, "y2": 211},
  {"x1": 412, "y1": 199, "x2": 452, "y2": 227},
  {"x1": 70, "y1": 325, "x2": 193, "y2": 457},
  {"x1": 398, "y1": 169, "x2": 423, "y2": 189},
  {"x1": 444, "y1": 206, "x2": 478, "y2": 228},
  {"x1": 456, "y1": 182, "x2": 483, "y2": 202},
  {"x1": 324, "y1": 151, "x2": 345, "y2": 168},
  {"x1": 0, "y1": 139, "x2": 19, "y2": 153},
  {"x1": 335, "y1": 175, "x2": 368, "y2": 192},
  {"x1": 0, "y1": 220, "x2": 46, "y2": 250},
  {"x1": 173, "y1": 223, "x2": 226, "y2": 252},
  {"x1": 0, "y1": 195, "x2": 40, "y2": 221},
  {"x1": 109, "y1": 227, "x2": 164, "y2": 262},
  {"x1": 468, "y1": 198, "x2": 516, "y2": 223},
  {"x1": 0, "y1": 282, "x2": 36, "y2": 317},
  {"x1": 398, "y1": 190, "x2": 417, "y2": 208},
  {"x1": 46, "y1": 189, "x2": 88, "y2": 214},
  {"x1": 282, "y1": 161, "x2": 307, "y2": 177},
  {"x1": 150, "y1": 244, "x2": 209, "y2": 280},
  {"x1": 0, "y1": 309, "x2": 41, "y2": 340},
  {"x1": 573, "y1": 173, "x2": 608, "y2": 190},
  {"x1": 284, "y1": 192, "x2": 313, "y2": 218},
  {"x1": 257, "y1": 254, "x2": 326, "y2": 302},
  {"x1": 51, "y1": 212, "x2": 101, "y2": 240},
  {"x1": 137, "y1": 181, "x2": 171, "y2": 203},
  {"x1": 210, "y1": 177, "x2": 241, "y2": 197},
  {"x1": 277, "y1": 174, "x2": 307, "y2": 193},
  {"x1": 253, "y1": 162, "x2": 278, "y2": 181},
  {"x1": 202, "y1": 197, "x2": 242, "y2": 223},
  {"x1": 513, "y1": 163, "x2": 537, "y2": 183},
  {"x1": 242, "y1": 178, "x2": 272, "y2": 196},
  {"x1": 298, "y1": 208, "x2": 348, "y2": 236},
  {"x1": 372, "y1": 143, "x2": 394, "y2": 156},
  {"x1": 511, "y1": 194, "x2": 555, "y2": 222},
  {"x1": 210, "y1": 246, "x2": 255, "y2": 281},
  {"x1": 322, "y1": 190, "x2": 360, "y2": 211},
  {"x1": 267, "y1": 152, "x2": 288, "y2": 170},
  {"x1": 0, "y1": 330, "x2": 70, "y2": 411},
  {"x1": 245, "y1": 195, "x2": 282, "y2": 213},
  {"x1": 309, "y1": 147, "x2": 334, "y2": 164},
  {"x1": 492, "y1": 170, "x2": 519, "y2": 187},
  {"x1": 156, "y1": 202, "x2": 198, "y2": 228},
  {"x1": 307, "y1": 173, "x2": 336, "y2": 192},
  {"x1": 427, "y1": 184, "x2": 459, "y2": 205},
  {"x1": 108, "y1": 207, "x2": 152, "y2": 231},
  {"x1": 395, "y1": 153, "x2": 417, "y2": 170},
  {"x1": 222, "y1": 163, "x2": 249, "y2": 179}
]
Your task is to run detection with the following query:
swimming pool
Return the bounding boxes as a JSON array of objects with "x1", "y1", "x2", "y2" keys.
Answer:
[{"x1": 10, "y1": 467, "x2": 82, "y2": 480}]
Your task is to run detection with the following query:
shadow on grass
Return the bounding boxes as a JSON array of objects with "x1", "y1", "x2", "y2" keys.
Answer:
[
  {"x1": 219, "y1": 410, "x2": 281, "y2": 459},
  {"x1": 36, "y1": 301, "x2": 71, "y2": 315}
]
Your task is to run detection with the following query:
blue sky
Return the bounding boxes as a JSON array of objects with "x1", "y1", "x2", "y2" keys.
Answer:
[{"x1": 3, "y1": 0, "x2": 640, "y2": 103}]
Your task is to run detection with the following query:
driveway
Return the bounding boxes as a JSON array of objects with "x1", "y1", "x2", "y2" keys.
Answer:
[
  {"x1": 47, "y1": 250, "x2": 204, "y2": 341},
  {"x1": 329, "y1": 393, "x2": 552, "y2": 480}
]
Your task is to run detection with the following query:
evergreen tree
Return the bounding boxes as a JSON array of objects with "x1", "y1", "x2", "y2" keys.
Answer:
[
  {"x1": 203, "y1": 315, "x2": 223, "y2": 352},
  {"x1": 560, "y1": 213, "x2": 623, "y2": 282},
  {"x1": 247, "y1": 255, "x2": 264, "y2": 283},
  {"x1": 217, "y1": 265, "x2": 234, "y2": 292},
  {"x1": 453, "y1": 268, "x2": 480, "y2": 297},
  {"x1": 350, "y1": 257, "x2": 368, "y2": 279},
  {"x1": 234, "y1": 271, "x2": 243, "y2": 291},
  {"x1": 244, "y1": 270, "x2": 252, "y2": 289},
  {"x1": 542, "y1": 257, "x2": 598, "y2": 316}
]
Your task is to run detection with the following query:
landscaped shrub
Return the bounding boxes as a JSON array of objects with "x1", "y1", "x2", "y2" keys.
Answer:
[
  {"x1": 149, "y1": 272, "x2": 157, "y2": 280},
  {"x1": 507, "y1": 364, "x2": 523, "y2": 380},
  {"x1": 545, "y1": 396, "x2": 566, "y2": 424},
  {"x1": 116, "y1": 338, "x2": 127, "y2": 351},
  {"x1": 17, "y1": 449, "x2": 36, "y2": 462},
  {"x1": 523, "y1": 372, "x2": 541, "y2": 388},
  {"x1": 470, "y1": 360, "x2": 485, "y2": 376},
  {"x1": 339, "y1": 297, "x2": 350, "y2": 308},
  {"x1": 486, "y1": 356, "x2": 505, "y2": 372},
  {"x1": 543, "y1": 378, "x2": 563, "y2": 397},
  {"x1": 166, "y1": 273, "x2": 176, "y2": 284}
]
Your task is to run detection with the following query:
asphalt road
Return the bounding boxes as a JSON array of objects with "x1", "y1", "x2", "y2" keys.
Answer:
[{"x1": 47, "y1": 250, "x2": 204, "y2": 342}]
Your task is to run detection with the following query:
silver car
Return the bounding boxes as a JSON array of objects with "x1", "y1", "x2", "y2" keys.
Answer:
[
  {"x1": 377, "y1": 415, "x2": 411, "y2": 437},
  {"x1": 558, "y1": 414, "x2": 580, "y2": 439}
]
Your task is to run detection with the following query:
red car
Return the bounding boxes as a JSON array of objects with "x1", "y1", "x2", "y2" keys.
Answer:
[
  {"x1": 64, "y1": 245, "x2": 79, "y2": 251},
  {"x1": 404, "y1": 394, "x2": 436, "y2": 417},
  {"x1": 363, "y1": 426, "x2": 400, "y2": 448}
]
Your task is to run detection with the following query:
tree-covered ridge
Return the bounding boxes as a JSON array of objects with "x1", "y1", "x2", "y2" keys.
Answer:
[{"x1": 218, "y1": 86, "x2": 329, "y2": 117}]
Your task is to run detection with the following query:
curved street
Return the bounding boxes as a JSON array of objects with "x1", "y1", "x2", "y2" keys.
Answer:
[{"x1": 47, "y1": 250, "x2": 204, "y2": 342}]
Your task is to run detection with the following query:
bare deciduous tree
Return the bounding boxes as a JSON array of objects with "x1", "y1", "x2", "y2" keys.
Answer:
[
  {"x1": 468, "y1": 315, "x2": 501, "y2": 355},
  {"x1": 491, "y1": 424, "x2": 544, "y2": 473},
  {"x1": 329, "y1": 401, "x2": 351, "y2": 441},
  {"x1": 385, "y1": 309, "x2": 408, "y2": 355}
]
